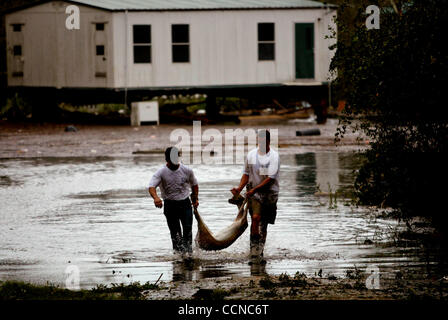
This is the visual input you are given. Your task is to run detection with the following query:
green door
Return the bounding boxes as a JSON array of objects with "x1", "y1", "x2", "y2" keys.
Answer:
[{"x1": 295, "y1": 23, "x2": 314, "y2": 79}]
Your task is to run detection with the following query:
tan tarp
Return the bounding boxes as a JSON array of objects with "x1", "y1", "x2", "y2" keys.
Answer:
[{"x1": 193, "y1": 198, "x2": 249, "y2": 251}]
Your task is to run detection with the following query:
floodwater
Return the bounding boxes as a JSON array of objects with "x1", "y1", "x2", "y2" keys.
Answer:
[{"x1": 0, "y1": 152, "x2": 436, "y2": 289}]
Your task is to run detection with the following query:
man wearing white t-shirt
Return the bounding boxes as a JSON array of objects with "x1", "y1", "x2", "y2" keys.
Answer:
[
  {"x1": 148, "y1": 147, "x2": 199, "y2": 254},
  {"x1": 231, "y1": 130, "x2": 280, "y2": 263}
]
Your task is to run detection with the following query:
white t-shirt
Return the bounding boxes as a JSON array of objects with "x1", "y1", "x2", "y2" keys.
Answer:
[
  {"x1": 243, "y1": 147, "x2": 280, "y2": 201},
  {"x1": 148, "y1": 163, "x2": 198, "y2": 201}
]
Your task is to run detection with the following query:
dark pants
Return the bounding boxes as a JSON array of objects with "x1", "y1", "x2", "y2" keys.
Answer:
[{"x1": 163, "y1": 198, "x2": 193, "y2": 254}]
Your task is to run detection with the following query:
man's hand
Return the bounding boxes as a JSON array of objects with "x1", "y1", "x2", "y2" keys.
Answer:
[
  {"x1": 232, "y1": 174, "x2": 249, "y2": 197},
  {"x1": 192, "y1": 199, "x2": 199, "y2": 208},
  {"x1": 231, "y1": 187, "x2": 242, "y2": 196},
  {"x1": 154, "y1": 197, "x2": 163, "y2": 208},
  {"x1": 246, "y1": 188, "x2": 256, "y2": 198},
  {"x1": 149, "y1": 187, "x2": 163, "y2": 208}
]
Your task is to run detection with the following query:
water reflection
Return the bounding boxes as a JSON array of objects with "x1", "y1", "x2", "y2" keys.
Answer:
[
  {"x1": 0, "y1": 175, "x2": 21, "y2": 187},
  {"x1": 172, "y1": 260, "x2": 239, "y2": 282},
  {"x1": 295, "y1": 152, "x2": 362, "y2": 196},
  {"x1": 315, "y1": 153, "x2": 339, "y2": 193},
  {"x1": 171, "y1": 258, "x2": 267, "y2": 282},
  {"x1": 172, "y1": 260, "x2": 200, "y2": 281},
  {"x1": 295, "y1": 153, "x2": 316, "y2": 196},
  {"x1": 250, "y1": 261, "x2": 267, "y2": 276}
]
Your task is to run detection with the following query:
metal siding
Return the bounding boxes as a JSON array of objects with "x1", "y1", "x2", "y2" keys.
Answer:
[
  {"x1": 6, "y1": 19, "x2": 25, "y2": 85},
  {"x1": 113, "y1": 8, "x2": 336, "y2": 88},
  {"x1": 6, "y1": 1, "x2": 114, "y2": 88},
  {"x1": 7, "y1": 1, "x2": 336, "y2": 89},
  {"x1": 24, "y1": 7, "x2": 58, "y2": 86}
]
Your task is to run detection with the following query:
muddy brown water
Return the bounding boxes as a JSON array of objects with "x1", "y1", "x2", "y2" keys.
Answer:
[{"x1": 0, "y1": 152, "x2": 439, "y2": 289}]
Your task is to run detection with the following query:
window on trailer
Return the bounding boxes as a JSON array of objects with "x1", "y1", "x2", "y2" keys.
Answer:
[
  {"x1": 96, "y1": 45, "x2": 105, "y2": 56},
  {"x1": 133, "y1": 25, "x2": 151, "y2": 63},
  {"x1": 172, "y1": 24, "x2": 189, "y2": 63},
  {"x1": 13, "y1": 45, "x2": 22, "y2": 56},
  {"x1": 12, "y1": 24, "x2": 22, "y2": 32},
  {"x1": 96, "y1": 23, "x2": 105, "y2": 31},
  {"x1": 258, "y1": 23, "x2": 275, "y2": 61}
]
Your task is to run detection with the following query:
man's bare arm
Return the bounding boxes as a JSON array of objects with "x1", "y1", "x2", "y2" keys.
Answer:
[
  {"x1": 149, "y1": 187, "x2": 163, "y2": 208},
  {"x1": 191, "y1": 184, "x2": 199, "y2": 208},
  {"x1": 231, "y1": 174, "x2": 249, "y2": 196}
]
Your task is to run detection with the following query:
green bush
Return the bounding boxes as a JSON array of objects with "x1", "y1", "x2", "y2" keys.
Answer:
[
  {"x1": 331, "y1": 1, "x2": 448, "y2": 232},
  {"x1": 0, "y1": 94, "x2": 32, "y2": 120}
]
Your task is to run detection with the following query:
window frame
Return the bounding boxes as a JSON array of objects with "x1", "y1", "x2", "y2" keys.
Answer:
[
  {"x1": 13, "y1": 45, "x2": 22, "y2": 56},
  {"x1": 171, "y1": 24, "x2": 190, "y2": 63},
  {"x1": 257, "y1": 22, "x2": 275, "y2": 61},
  {"x1": 96, "y1": 45, "x2": 105, "y2": 56},
  {"x1": 95, "y1": 23, "x2": 105, "y2": 31},
  {"x1": 133, "y1": 24, "x2": 152, "y2": 64},
  {"x1": 12, "y1": 24, "x2": 22, "y2": 32}
]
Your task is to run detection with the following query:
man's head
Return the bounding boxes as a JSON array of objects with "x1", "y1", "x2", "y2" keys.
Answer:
[
  {"x1": 257, "y1": 129, "x2": 271, "y2": 154},
  {"x1": 165, "y1": 146, "x2": 180, "y2": 165}
]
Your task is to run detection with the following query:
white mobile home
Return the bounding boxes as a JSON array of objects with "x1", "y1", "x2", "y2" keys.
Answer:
[{"x1": 5, "y1": 0, "x2": 336, "y2": 91}]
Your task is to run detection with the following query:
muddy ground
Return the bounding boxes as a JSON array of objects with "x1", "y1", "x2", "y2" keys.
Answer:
[
  {"x1": 0, "y1": 118, "x2": 367, "y2": 158},
  {"x1": 146, "y1": 269, "x2": 448, "y2": 300}
]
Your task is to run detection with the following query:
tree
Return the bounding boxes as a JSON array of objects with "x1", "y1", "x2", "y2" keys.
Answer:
[{"x1": 330, "y1": 0, "x2": 448, "y2": 231}]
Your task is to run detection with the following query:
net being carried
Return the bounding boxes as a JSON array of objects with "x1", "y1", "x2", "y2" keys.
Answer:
[{"x1": 193, "y1": 197, "x2": 248, "y2": 251}]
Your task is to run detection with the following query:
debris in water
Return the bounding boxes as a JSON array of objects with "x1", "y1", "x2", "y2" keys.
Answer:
[
  {"x1": 65, "y1": 125, "x2": 78, "y2": 132},
  {"x1": 296, "y1": 128, "x2": 321, "y2": 136}
]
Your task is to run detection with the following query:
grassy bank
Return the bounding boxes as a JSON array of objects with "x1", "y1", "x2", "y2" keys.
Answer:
[
  {"x1": 147, "y1": 270, "x2": 448, "y2": 301},
  {"x1": 2, "y1": 267, "x2": 447, "y2": 300},
  {"x1": 0, "y1": 281, "x2": 159, "y2": 300}
]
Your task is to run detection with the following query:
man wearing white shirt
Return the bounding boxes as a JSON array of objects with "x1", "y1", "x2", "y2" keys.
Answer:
[
  {"x1": 231, "y1": 130, "x2": 280, "y2": 263},
  {"x1": 148, "y1": 147, "x2": 199, "y2": 254}
]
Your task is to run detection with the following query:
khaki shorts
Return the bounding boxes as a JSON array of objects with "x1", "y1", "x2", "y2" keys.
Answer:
[{"x1": 248, "y1": 197, "x2": 278, "y2": 225}]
